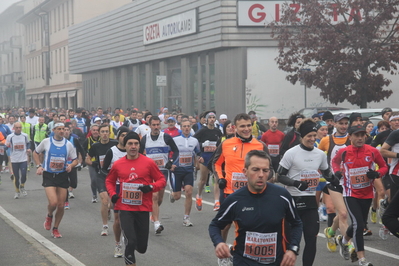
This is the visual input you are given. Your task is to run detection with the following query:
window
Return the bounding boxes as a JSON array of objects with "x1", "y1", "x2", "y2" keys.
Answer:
[
  {"x1": 66, "y1": 1, "x2": 69, "y2": 26},
  {"x1": 58, "y1": 6, "x2": 61, "y2": 31},
  {"x1": 63, "y1": 47, "x2": 66, "y2": 72},
  {"x1": 62, "y1": 3, "x2": 65, "y2": 29},
  {"x1": 55, "y1": 49, "x2": 58, "y2": 73}
]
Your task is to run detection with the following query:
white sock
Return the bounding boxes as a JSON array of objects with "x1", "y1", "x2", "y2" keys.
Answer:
[{"x1": 342, "y1": 237, "x2": 348, "y2": 245}]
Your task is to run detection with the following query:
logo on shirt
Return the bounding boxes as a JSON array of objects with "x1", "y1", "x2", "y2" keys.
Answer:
[
  {"x1": 242, "y1": 207, "x2": 254, "y2": 212},
  {"x1": 304, "y1": 159, "x2": 313, "y2": 162},
  {"x1": 365, "y1": 156, "x2": 371, "y2": 162},
  {"x1": 128, "y1": 172, "x2": 138, "y2": 182},
  {"x1": 130, "y1": 167, "x2": 135, "y2": 171}
]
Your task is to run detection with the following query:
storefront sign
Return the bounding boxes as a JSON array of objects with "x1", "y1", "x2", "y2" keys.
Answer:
[
  {"x1": 237, "y1": 1, "x2": 364, "y2": 26},
  {"x1": 143, "y1": 9, "x2": 197, "y2": 45}
]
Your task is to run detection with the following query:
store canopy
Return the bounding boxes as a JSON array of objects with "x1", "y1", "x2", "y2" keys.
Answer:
[
  {"x1": 58, "y1": 92, "x2": 66, "y2": 98},
  {"x1": 50, "y1": 92, "x2": 58, "y2": 99},
  {"x1": 67, "y1": 90, "x2": 76, "y2": 97}
]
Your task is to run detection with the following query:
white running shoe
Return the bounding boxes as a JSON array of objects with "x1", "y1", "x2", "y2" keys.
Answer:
[
  {"x1": 92, "y1": 196, "x2": 98, "y2": 203},
  {"x1": 379, "y1": 225, "x2": 389, "y2": 240},
  {"x1": 154, "y1": 222, "x2": 164, "y2": 235},
  {"x1": 14, "y1": 192, "x2": 20, "y2": 199},
  {"x1": 183, "y1": 218, "x2": 193, "y2": 227},
  {"x1": 20, "y1": 187, "x2": 27, "y2": 197},
  {"x1": 218, "y1": 244, "x2": 233, "y2": 266},
  {"x1": 336, "y1": 235, "x2": 350, "y2": 260},
  {"x1": 114, "y1": 244, "x2": 123, "y2": 258},
  {"x1": 358, "y1": 257, "x2": 373, "y2": 266},
  {"x1": 69, "y1": 192, "x2": 75, "y2": 198},
  {"x1": 101, "y1": 226, "x2": 109, "y2": 236},
  {"x1": 379, "y1": 199, "x2": 387, "y2": 219}
]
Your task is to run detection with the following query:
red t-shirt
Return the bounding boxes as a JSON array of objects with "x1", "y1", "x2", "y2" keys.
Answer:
[{"x1": 261, "y1": 130, "x2": 285, "y2": 156}]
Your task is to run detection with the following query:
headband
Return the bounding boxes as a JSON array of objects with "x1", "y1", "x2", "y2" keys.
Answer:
[
  {"x1": 390, "y1": 115, "x2": 399, "y2": 121},
  {"x1": 206, "y1": 112, "x2": 216, "y2": 119},
  {"x1": 53, "y1": 123, "x2": 64, "y2": 129}
]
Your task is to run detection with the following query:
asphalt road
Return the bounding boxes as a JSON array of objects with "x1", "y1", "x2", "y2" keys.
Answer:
[{"x1": 0, "y1": 167, "x2": 398, "y2": 266}]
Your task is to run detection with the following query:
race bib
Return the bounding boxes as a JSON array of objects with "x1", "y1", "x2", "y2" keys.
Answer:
[
  {"x1": 300, "y1": 170, "x2": 320, "y2": 192},
  {"x1": 267, "y1": 145, "x2": 279, "y2": 156},
  {"x1": 13, "y1": 142, "x2": 25, "y2": 151},
  {"x1": 99, "y1": 155, "x2": 105, "y2": 168},
  {"x1": 203, "y1": 141, "x2": 217, "y2": 153},
  {"x1": 244, "y1": 231, "x2": 277, "y2": 264},
  {"x1": 232, "y1": 172, "x2": 247, "y2": 192},
  {"x1": 349, "y1": 167, "x2": 370, "y2": 189},
  {"x1": 151, "y1": 155, "x2": 165, "y2": 168},
  {"x1": 49, "y1": 156, "x2": 65, "y2": 172},
  {"x1": 0, "y1": 146, "x2": 4, "y2": 155},
  {"x1": 179, "y1": 152, "x2": 192, "y2": 167},
  {"x1": 121, "y1": 183, "x2": 143, "y2": 205}
]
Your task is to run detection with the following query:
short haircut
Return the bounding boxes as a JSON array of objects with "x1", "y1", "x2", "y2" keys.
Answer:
[
  {"x1": 99, "y1": 124, "x2": 109, "y2": 131},
  {"x1": 149, "y1": 116, "x2": 161, "y2": 124},
  {"x1": 59, "y1": 114, "x2": 66, "y2": 118},
  {"x1": 131, "y1": 110, "x2": 138, "y2": 114},
  {"x1": 64, "y1": 122, "x2": 72, "y2": 128},
  {"x1": 114, "y1": 114, "x2": 120, "y2": 117},
  {"x1": 234, "y1": 113, "x2": 251, "y2": 125},
  {"x1": 378, "y1": 120, "x2": 390, "y2": 129},
  {"x1": 244, "y1": 150, "x2": 271, "y2": 169},
  {"x1": 90, "y1": 124, "x2": 99, "y2": 130},
  {"x1": 248, "y1": 110, "x2": 256, "y2": 116},
  {"x1": 144, "y1": 112, "x2": 153, "y2": 120}
]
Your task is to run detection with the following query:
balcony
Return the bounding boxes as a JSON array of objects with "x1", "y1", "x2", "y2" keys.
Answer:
[
  {"x1": 10, "y1": 36, "x2": 22, "y2": 48},
  {"x1": 0, "y1": 72, "x2": 23, "y2": 86}
]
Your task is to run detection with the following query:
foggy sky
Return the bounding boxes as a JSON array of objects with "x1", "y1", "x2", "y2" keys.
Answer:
[{"x1": 0, "y1": 0, "x2": 21, "y2": 14}]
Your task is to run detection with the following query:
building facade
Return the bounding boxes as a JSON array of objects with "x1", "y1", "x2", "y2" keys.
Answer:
[
  {"x1": 69, "y1": 0, "x2": 399, "y2": 119},
  {"x1": 17, "y1": 0, "x2": 131, "y2": 109}
]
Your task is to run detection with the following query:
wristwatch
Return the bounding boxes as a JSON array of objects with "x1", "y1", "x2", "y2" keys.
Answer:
[
  {"x1": 36, "y1": 164, "x2": 42, "y2": 168},
  {"x1": 288, "y1": 245, "x2": 299, "y2": 256}
]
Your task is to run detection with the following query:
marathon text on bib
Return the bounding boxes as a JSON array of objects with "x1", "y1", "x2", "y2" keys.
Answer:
[
  {"x1": 349, "y1": 167, "x2": 370, "y2": 189},
  {"x1": 267, "y1": 145, "x2": 279, "y2": 156},
  {"x1": 179, "y1": 152, "x2": 192, "y2": 167},
  {"x1": 300, "y1": 170, "x2": 320, "y2": 192},
  {"x1": 121, "y1": 183, "x2": 143, "y2": 205},
  {"x1": 232, "y1": 172, "x2": 247, "y2": 192},
  {"x1": 243, "y1": 231, "x2": 277, "y2": 264}
]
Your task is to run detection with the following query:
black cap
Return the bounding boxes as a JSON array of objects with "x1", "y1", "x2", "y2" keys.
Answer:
[
  {"x1": 322, "y1": 111, "x2": 334, "y2": 121},
  {"x1": 348, "y1": 125, "x2": 367, "y2": 135},
  {"x1": 381, "y1": 107, "x2": 392, "y2": 116},
  {"x1": 349, "y1": 112, "x2": 362, "y2": 125}
]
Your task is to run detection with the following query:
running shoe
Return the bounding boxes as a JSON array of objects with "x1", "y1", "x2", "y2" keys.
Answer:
[
  {"x1": 170, "y1": 193, "x2": 175, "y2": 203},
  {"x1": 20, "y1": 187, "x2": 27, "y2": 197},
  {"x1": 196, "y1": 195, "x2": 202, "y2": 211},
  {"x1": 154, "y1": 223, "x2": 164, "y2": 235},
  {"x1": 14, "y1": 192, "x2": 20, "y2": 199},
  {"x1": 183, "y1": 218, "x2": 193, "y2": 227},
  {"x1": 205, "y1": 185, "x2": 211, "y2": 193},
  {"x1": 114, "y1": 243, "x2": 123, "y2": 258},
  {"x1": 379, "y1": 198, "x2": 387, "y2": 219},
  {"x1": 349, "y1": 244, "x2": 358, "y2": 262},
  {"x1": 336, "y1": 235, "x2": 350, "y2": 260},
  {"x1": 363, "y1": 228, "x2": 372, "y2": 236},
  {"x1": 101, "y1": 226, "x2": 109, "y2": 236},
  {"x1": 358, "y1": 257, "x2": 373, "y2": 266},
  {"x1": 10, "y1": 174, "x2": 14, "y2": 181},
  {"x1": 44, "y1": 216, "x2": 53, "y2": 230},
  {"x1": 213, "y1": 201, "x2": 220, "y2": 212},
  {"x1": 324, "y1": 227, "x2": 337, "y2": 252},
  {"x1": 5, "y1": 167, "x2": 9, "y2": 173},
  {"x1": 27, "y1": 166, "x2": 30, "y2": 172},
  {"x1": 69, "y1": 192, "x2": 75, "y2": 199},
  {"x1": 51, "y1": 228, "x2": 62, "y2": 238},
  {"x1": 64, "y1": 202, "x2": 70, "y2": 210},
  {"x1": 379, "y1": 225, "x2": 389, "y2": 240},
  {"x1": 92, "y1": 196, "x2": 98, "y2": 203},
  {"x1": 218, "y1": 257, "x2": 233, "y2": 266},
  {"x1": 369, "y1": 207, "x2": 377, "y2": 224}
]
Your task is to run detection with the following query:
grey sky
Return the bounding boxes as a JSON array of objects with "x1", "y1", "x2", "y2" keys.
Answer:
[{"x1": 0, "y1": 0, "x2": 21, "y2": 14}]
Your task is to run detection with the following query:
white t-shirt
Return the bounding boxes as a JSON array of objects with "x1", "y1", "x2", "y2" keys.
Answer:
[
  {"x1": 6, "y1": 123, "x2": 15, "y2": 133},
  {"x1": 5, "y1": 132, "x2": 30, "y2": 163},
  {"x1": 26, "y1": 116, "x2": 39, "y2": 127},
  {"x1": 279, "y1": 145, "x2": 328, "y2": 197},
  {"x1": 135, "y1": 124, "x2": 151, "y2": 137}
]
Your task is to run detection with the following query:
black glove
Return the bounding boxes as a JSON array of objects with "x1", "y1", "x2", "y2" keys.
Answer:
[
  {"x1": 218, "y1": 178, "x2": 227, "y2": 189},
  {"x1": 139, "y1": 185, "x2": 153, "y2": 193},
  {"x1": 165, "y1": 161, "x2": 173, "y2": 170},
  {"x1": 330, "y1": 175, "x2": 340, "y2": 187},
  {"x1": 111, "y1": 194, "x2": 119, "y2": 204},
  {"x1": 334, "y1": 171, "x2": 343, "y2": 180},
  {"x1": 293, "y1": 180, "x2": 309, "y2": 191},
  {"x1": 366, "y1": 169, "x2": 379, "y2": 179}
]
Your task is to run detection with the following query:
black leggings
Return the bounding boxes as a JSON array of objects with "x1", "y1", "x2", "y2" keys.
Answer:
[
  {"x1": 344, "y1": 197, "x2": 372, "y2": 252},
  {"x1": 297, "y1": 208, "x2": 319, "y2": 266},
  {"x1": 12, "y1": 162, "x2": 27, "y2": 191},
  {"x1": 120, "y1": 211, "x2": 149, "y2": 265}
]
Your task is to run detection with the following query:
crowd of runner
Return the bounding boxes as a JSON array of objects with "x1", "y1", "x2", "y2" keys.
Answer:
[{"x1": 0, "y1": 105, "x2": 398, "y2": 266}]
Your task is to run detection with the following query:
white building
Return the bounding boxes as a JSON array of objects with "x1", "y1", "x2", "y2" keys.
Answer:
[{"x1": 17, "y1": 0, "x2": 131, "y2": 109}]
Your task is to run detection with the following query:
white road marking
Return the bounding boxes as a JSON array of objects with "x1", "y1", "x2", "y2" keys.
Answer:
[{"x1": 0, "y1": 206, "x2": 86, "y2": 266}]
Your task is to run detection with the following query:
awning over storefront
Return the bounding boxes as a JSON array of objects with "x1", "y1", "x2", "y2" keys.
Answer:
[
  {"x1": 32, "y1": 95, "x2": 38, "y2": 99},
  {"x1": 50, "y1": 92, "x2": 58, "y2": 99},
  {"x1": 67, "y1": 90, "x2": 76, "y2": 97},
  {"x1": 26, "y1": 95, "x2": 32, "y2": 100},
  {"x1": 58, "y1": 92, "x2": 66, "y2": 98},
  {"x1": 37, "y1": 94, "x2": 44, "y2": 99}
]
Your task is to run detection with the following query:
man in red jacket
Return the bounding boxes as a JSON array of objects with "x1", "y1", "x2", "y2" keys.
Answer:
[{"x1": 106, "y1": 132, "x2": 166, "y2": 266}]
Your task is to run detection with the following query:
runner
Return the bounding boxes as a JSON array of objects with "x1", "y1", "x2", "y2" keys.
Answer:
[
  {"x1": 261, "y1": 116, "x2": 285, "y2": 172},
  {"x1": 162, "y1": 117, "x2": 181, "y2": 137},
  {"x1": 248, "y1": 110, "x2": 267, "y2": 139},
  {"x1": 170, "y1": 120, "x2": 201, "y2": 226},
  {"x1": 278, "y1": 118, "x2": 335, "y2": 266},
  {"x1": 5, "y1": 122, "x2": 30, "y2": 199},
  {"x1": 33, "y1": 123, "x2": 78, "y2": 238},
  {"x1": 139, "y1": 116, "x2": 179, "y2": 234},
  {"x1": 102, "y1": 126, "x2": 129, "y2": 258},
  {"x1": 33, "y1": 116, "x2": 49, "y2": 147},
  {"x1": 280, "y1": 112, "x2": 304, "y2": 156},
  {"x1": 123, "y1": 110, "x2": 141, "y2": 132},
  {"x1": 86, "y1": 124, "x2": 118, "y2": 236},
  {"x1": 135, "y1": 112, "x2": 152, "y2": 138},
  {"x1": 106, "y1": 131, "x2": 166, "y2": 266},
  {"x1": 209, "y1": 150, "x2": 302, "y2": 266},
  {"x1": 194, "y1": 111, "x2": 222, "y2": 211},
  {"x1": 332, "y1": 125, "x2": 388, "y2": 266}
]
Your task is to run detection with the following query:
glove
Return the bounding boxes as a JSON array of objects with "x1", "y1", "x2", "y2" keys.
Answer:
[
  {"x1": 139, "y1": 185, "x2": 153, "y2": 193},
  {"x1": 366, "y1": 169, "x2": 379, "y2": 179},
  {"x1": 165, "y1": 161, "x2": 173, "y2": 170},
  {"x1": 330, "y1": 175, "x2": 340, "y2": 187},
  {"x1": 111, "y1": 194, "x2": 119, "y2": 204},
  {"x1": 293, "y1": 180, "x2": 309, "y2": 191},
  {"x1": 218, "y1": 178, "x2": 227, "y2": 189},
  {"x1": 334, "y1": 171, "x2": 343, "y2": 180}
]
